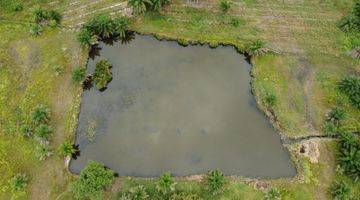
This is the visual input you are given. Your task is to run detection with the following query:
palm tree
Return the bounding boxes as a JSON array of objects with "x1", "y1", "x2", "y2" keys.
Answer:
[
  {"x1": 85, "y1": 14, "x2": 115, "y2": 39},
  {"x1": 128, "y1": 0, "x2": 152, "y2": 15}
]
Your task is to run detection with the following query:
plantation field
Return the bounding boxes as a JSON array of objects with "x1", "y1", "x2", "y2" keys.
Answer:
[{"x1": 0, "y1": 0, "x2": 359, "y2": 199}]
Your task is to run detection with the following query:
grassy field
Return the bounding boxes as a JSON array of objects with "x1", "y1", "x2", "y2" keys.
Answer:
[{"x1": 0, "y1": 0, "x2": 359, "y2": 199}]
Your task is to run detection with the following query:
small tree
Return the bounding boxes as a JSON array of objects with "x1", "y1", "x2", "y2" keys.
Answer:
[
  {"x1": 113, "y1": 16, "x2": 130, "y2": 39},
  {"x1": 10, "y1": 174, "x2": 28, "y2": 191},
  {"x1": 204, "y1": 170, "x2": 228, "y2": 195},
  {"x1": 72, "y1": 67, "x2": 87, "y2": 83},
  {"x1": 58, "y1": 140, "x2": 76, "y2": 157},
  {"x1": 31, "y1": 104, "x2": 50, "y2": 124},
  {"x1": 77, "y1": 28, "x2": 97, "y2": 47},
  {"x1": 35, "y1": 144, "x2": 53, "y2": 161},
  {"x1": 85, "y1": 14, "x2": 115, "y2": 39},
  {"x1": 331, "y1": 181, "x2": 352, "y2": 200},
  {"x1": 70, "y1": 160, "x2": 114, "y2": 200},
  {"x1": 156, "y1": 172, "x2": 175, "y2": 195},
  {"x1": 128, "y1": 0, "x2": 153, "y2": 15},
  {"x1": 93, "y1": 59, "x2": 113, "y2": 90},
  {"x1": 34, "y1": 124, "x2": 53, "y2": 141},
  {"x1": 219, "y1": 1, "x2": 231, "y2": 13},
  {"x1": 265, "y1": 187, "x2": 281, "y2": 200}
]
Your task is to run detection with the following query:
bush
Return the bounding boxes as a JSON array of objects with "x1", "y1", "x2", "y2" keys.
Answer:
[
  {"x1": 128, "y1": 0, "x2": 153, "y2": 15},
  {"x1": 48, "y1": 10, "x2": 62, "y2": 24},
  {"x1": 246, "y1": 39, "x2": 266, "y2": 55},
  {"x1": 331, "y1": 181, "x2": 352, "y2": 200},
  {"x1": 31, "y1": 104, "x2": 50, "y2": 124},
  {"x1": 156, "y1": 172, "x2": 175, "y2": 195},
  {"x1": 35, "y1": 144, "x2": 53, "y2": 161},
  {"x1": 265, "y1": 188, "x2": 281, "y2": 200},
  {"x1": 219, "y1": 1, "x2": 231, "y2": 13},
  {"x1": 72, "y1": 67, "x2": 87, "y2": 83},
  {"x1": 77, "y1": 28, "x2": 97, "y2": 47},
  {"x1": 58, "y1": 140, "x2": 76, "y2": 157},
  {"x1": 328, "y1": 107, "x2": 346, "y2": 122},
  {"x1": 338, "y1": 76, "x2": 360, "y2": 109},
  {"x1": 338, "y1": 132, "x2": 360, "y2": 180},
  {"x1": 204, "y1": 170, "x2": 227, "y2": 195},
  {"x1": 323, "y1": 122, "x2": 337, "y2": 136},
  {"x1": 12, "y1": 2, "x2": 23, "y2": 12},
  {"x1": 93, "y1": 59, "x2": 113, "y2": 90},
  {"x1": 151, "y1": 0, "x2": 170, "y2": 12},
  {"x1": 32, "y1": 6, "x2": 48, "y2": 23},
  {"x1": 338, "y1": 1, "x2": 360, "y2": 32},
  {"x1": 34, "y1": 124, "x2": 53, "y2": 141},
  {"x1": 10, "y1": 174, "x2": 27, "y2": 191},
  {"x1": 20, "y1": 124, "x2": 32, "y2": 137},
  {"x1": 30, "y1": 23, "x2": 43, "y2": 36},
  {"x1": 129, "y1": 185, "x2": 149, "y2": 200},
  {"x1": 264, "y1": 91, "x2": 277, "y2": 108},
  {"x1": 70, "y1": 160, "x2": 114, "y2": 200}
]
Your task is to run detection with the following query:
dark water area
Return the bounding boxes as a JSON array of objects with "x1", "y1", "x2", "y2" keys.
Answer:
[{"x1": 70, "y1": 34, "x2": 296, "y2": 178}]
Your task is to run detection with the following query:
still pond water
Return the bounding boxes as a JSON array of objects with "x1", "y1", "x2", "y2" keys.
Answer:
[{"x1": 70, "y1": 34, "x2": 296, "y2": 178}]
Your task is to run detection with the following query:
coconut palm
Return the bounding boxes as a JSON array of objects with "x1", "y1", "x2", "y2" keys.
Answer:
[{"x1": 85, "y1": 14, "x2": 115, "y2": 39}]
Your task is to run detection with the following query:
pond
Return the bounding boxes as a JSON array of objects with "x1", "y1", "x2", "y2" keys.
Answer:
[{"x1": 69, "y1": 34, "x2": 296, "y2": 178}]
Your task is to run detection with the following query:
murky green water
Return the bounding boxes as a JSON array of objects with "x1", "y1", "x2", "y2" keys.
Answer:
[{"x1": 70, "y1": 35, "x2": 296, "y2": 177}]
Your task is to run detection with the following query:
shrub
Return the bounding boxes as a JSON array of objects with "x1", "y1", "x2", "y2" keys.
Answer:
[
  {"x1": 31, "y1": 104, "x2": 50, "y2": 124},
  {"x1": 58, "y1": 140, "x2": 76, "y2": 157},
  {"x1": 32, "y1": 6, "x2": 48, "y2": 23},
  {"x1": 246, "y1": 39, "x2": 266, "y2": 55},
  {"x1": 48, "y1": 10, "x2": 62, "y2": 24},
  {"x1": 10, "y1": 174, "x2": 27, "y2": 191},
  {"x1": 156, "y1": 172, "x2": 175, "y2": 194},
  {"x1": 219, "y1": 1, "x2": 231, "y2": 13},
  {"x1": 113, "y1": 16, "x2": 130, "y2": 39},
  {"x1": 338, "y1": 131, "x2": 360, "y2": 180},
  {"x1": 328, "y1": 107, "x2": 346, "y2": 122},
  {"x1": 229, "y1": 17, "x2": 244, "y2": 27},
  {"x1": 93, "y1": 59, "x2": 113, "y2": 90},
  {"x1": 337, "y1": 1, "x2": 360, "y2": 32},
  {"x1": 204, "y1": 170, "x2": 227, "y2": 195},
  {"x1": 77, "y1": 28, "x2": 97, "y2": 47},
  {"x1": 70, "y1": 160, "x2": 114, "y2": 200},
  {"x1": 84, "y1": 14, "x2": 115, "y2": 39},
  {"x1": 12, "y1": 2, "x2": 23, "y2": 12},
  {"x1": 151, "y1": 0, "x2": 170, "y2": 12},
  {"x1": 129, "y1": 185, "x2": 149, "y2": 200},
  {"x1": 264, "y1": 91, "x2": 277, "y2": 108},
  {"x1": 331, "y1": 181, "x2": 352, "y2": 200},
  {"x1": 30, "y1": 23, "x2": 43, "y2": 36},
  {"x1": 72, "y1": 67, "x2": 87, "y2": 83},
  {"x1": 35, "y1": 144, "x2": 53, "y2": 161},
  {"x1": 338, "y1": 76, "x2": 360, "y2": 109},
  {"x1": 128, "y1": 0, "x2": 153, "y2": 15},
  {"x1": 20, "y1": 124, "x2": 32, "y2": 137},
  {"x1": 323, "y1": 122, "x2": 337, "y2": 136},
  {"x1": 265, "y1": 187, "x2": 281, "y2": 200},
  {"x1": 34, "y1": 124, "x2": 53, "y2": 141}
]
